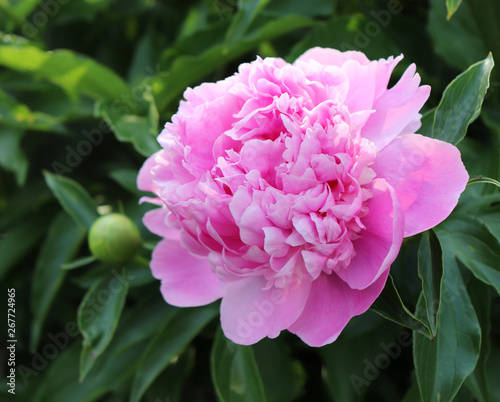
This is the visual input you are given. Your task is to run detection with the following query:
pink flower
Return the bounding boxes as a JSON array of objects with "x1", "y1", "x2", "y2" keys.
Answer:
[{"x1": 137, "y1": 47, "x2": 468, "y2": 347}]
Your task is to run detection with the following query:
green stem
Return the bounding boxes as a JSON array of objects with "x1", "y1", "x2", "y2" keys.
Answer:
[{"x1": 467, "y1": 176, "x2": 500, "y2": 189}]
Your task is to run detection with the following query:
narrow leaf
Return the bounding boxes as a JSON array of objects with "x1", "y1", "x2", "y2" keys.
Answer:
[
  {"x1": 0, "y1": 213, "x2": 50, "y2": 279},
  {"x1": 31, "y1": 213, "x2": 86, "y2": 348},
  {"x1": 77, "y1": 268, "x2": 130, "y2": 381},
  {"x1": 370, "y1": 275, "x2": 432, "y2": 338},
  {"x1": 0, "y1": 126, "x2": 28, "y2": 185},
  {"x1": 130, "y1": 304, "x2": 219, "y2": 402},
  {"x1": 417, "y1": 230, "x2": 444, "y2": 336},
  {"x1": 211, "y1": 326, "x2": 267, "y2": 402},
  {"x1": 225, "y1": 0, "x2": 271, "y2": 49},
  {"x1": 464, "y1": 275, "x2": 492, "y2": 402},
  {"x1": 43, "y1": 171, "x2": 99, "y2": 229},
  {"x1": 414, "y1": 255, "x2": 481, "y2": 402},
  {"x1": 432, "y1": 53, "x2": 494, "y2": 145}
]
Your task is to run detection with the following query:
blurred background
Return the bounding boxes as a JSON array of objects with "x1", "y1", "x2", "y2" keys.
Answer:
[{"x1": 0, "y1": 0, "x2": 499, "y2": 401}]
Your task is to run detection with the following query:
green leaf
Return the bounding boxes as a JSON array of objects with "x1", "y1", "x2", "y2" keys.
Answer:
[
  {"x1": 417, "y1": 230, "x2": 444, "y2": 336},
  {"x1": 0, "y1": 45, "x2": 130, "y2": 100},
  {"x1": 211, "y1": 326, "x2": 267, "y2": 402},
  {"x1": 0, "y1": 88, "x2": 67, "y2": 133},
  {"x1": 432, "y1": 54, "x2": 494, "y2": 145},
  {"x1": 287, "y1": 14, "x2": 400, "y2": 63},
  {"x1": 446, "y1": 0, "x2": 463, "y2": 19},
  {"x1": 414, "y1": 255, "x2": 481, "y2": 402},
  {"x1": 36, "y1": 295, "x2": 175, "y2": 402},
  {"x1": 31, "y1": 212, "x2": 86, "y2": 349},
  {"x1": 96, "y1": 100, "x2": 160, "y2": 158},
  {"x1": 154, "y1": 14, "x2": 313, "y2": 111},
  {"x1": 0, "y1": 0, "x2": 38, "y2": 21},
  {"x1": 0, "y1": 213, "x2": 50, "y2": 279},
  {"x1": 436, "y1": 214, "x2": 500, "y2": 294},
  {"x1": 370, "y1": 275, "x2": 432, "y2": 338},
  {"x1": 428, "y1": 0, "x2": 488, "y2": 71},
  {"x1": 321, "y1": 317, "x2": 404, "y2": 402},
  {"x1": 225, "y1": 0, "x2": 271, "y2": 49},
  {"x1": 464, "y1": 275, "x2": 492, "y2": 402},
  {"x1": 43, "y1": 171, "x2": 99, "y2": 229},
  {"x1": 130, "y1": 304, "x2": 219, "y2": 402},
  {"x1": 0, "y1": 126, "x2": 28, "y2": 185},
  {"x1": 253, "y1": 339, "x2": 304, "y2": 402},
  {"x1": 109, "y1": 168, "x2": 142, "y2": 196},
  {"x1": 77, "y1": 268, "x2": 130, "y2": 381},
  {"x1": 265, "y1": 0, "x2": 335, "y2": 17}
]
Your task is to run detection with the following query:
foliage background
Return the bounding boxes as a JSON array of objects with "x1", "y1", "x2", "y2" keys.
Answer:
[{"x1": 1, "y1": 0, "x2": 499, "y2": 401}]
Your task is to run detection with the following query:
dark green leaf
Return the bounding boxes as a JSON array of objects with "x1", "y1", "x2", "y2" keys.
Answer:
[
  {"x1": 224, "y1": 0, "x2": 271, "y2": 49},
  {"x1": 432, "y1": 54, "x2": 494, "y2": 145},
  {"x1": 77, "y1": 268, "x2": 130, "y2": 381},
  {"x1": 253, "y1": 338, "x2": 303, "y2": 402},
  {"x1": 31, "y1": 212, "x2": 86, "y2": 349},
  {"x1": 96, "y1": 101, "x2": 160, "y2": 158},
  {"x1": 428, "y1": 0, "x2": 488, "y2": 71},
  {"x1": 130, "y1": 304, "x2": 219, "y2": 402},
  {"x1": 35, "y1": 296, "x2": 174, "y2": 402},
  {"x1": 414, "y1": 255, "x2": 481, "y2": 402},
  {"x1": 417, "y1": 230, "x2": 444, "y2": 336},
  {"x1": 436, "y1": 214, "x2": 500, "y2": 294},
  {"x1": 211, "y1": 326, "x2": 267, "y2": 402},
  {"x1": 109, "y1": 169, "x2": 142, "y2": 196},
  {"x1": 464, "y1": 275, "x2": 492, "y2": 402},
  {"x1": 0, "y1": 213, "x2": 50, "y2": 279},
  {"x1": 321, "y1": 318, "x2": 404, "y2": 402},
  {"x1": 154, "y1": 14, "x2": 313, "y2": 111},
  {"x1": 0, "y1": 126, "x2": 28, "y2": 185},
  {"x1": 371, "y1": 275, "x2": 432, "y2": 338},
  {"x1": 43, "y1": 171, "x2": 99, "y2": 229}
]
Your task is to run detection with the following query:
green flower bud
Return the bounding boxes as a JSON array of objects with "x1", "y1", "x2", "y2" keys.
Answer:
[{"x1": 88, "y1": 213, "x2": 142, "y2": 264}]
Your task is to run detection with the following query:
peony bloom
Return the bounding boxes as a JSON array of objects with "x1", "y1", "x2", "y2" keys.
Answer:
[{"x1": 137, "y1": 47, "x2": 468, "y2": 347}]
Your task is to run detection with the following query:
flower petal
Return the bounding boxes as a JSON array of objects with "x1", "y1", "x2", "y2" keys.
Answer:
[
  {"x1": 220, "y1": 275, "x2": 311, "y2": 345},
  {"x1": 361, "y1": 64, "x2": 430, "y2": 150},
  {"x1": 288, "y1": 269, "x2": 389, "y2": 347},
  {"x1": 151, "y1": 239, "x2": 226, "y2": 307},
  {"x1": 334, "y1": 179, "x2": 404, "y2": 290},
  {"x1": 372, "y1": 133, "x2": 469, "y2": 237}
]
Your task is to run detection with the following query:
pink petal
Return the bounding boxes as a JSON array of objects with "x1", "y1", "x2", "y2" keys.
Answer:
[
  {"x1": 289, "y1": 269, "x2": 389, "y2": 347},
  {"x1": 335, "y1": 179, "x2": 404, "y2": 290},
  {"x1": 220, "y1": 276, "x2": 311, "y2": 345},
  {"x1": 151, "y1": 239, "x2": 226, "y2": 307},
  {"x1": 142, "y1": 208, "x2": 179, "y2": 240},
  {"x1": 296, "y1": 47, "x2": 370, "y2": 66},
  {"x1": 137, "y1": 150, "x2": 161, "y2": 193},
  {"x1": 372, "y1": 134, "x2": 469, "y2": 237},
  {"x1": 361, "y1": 64, "x2": 430, "y2": 150}
]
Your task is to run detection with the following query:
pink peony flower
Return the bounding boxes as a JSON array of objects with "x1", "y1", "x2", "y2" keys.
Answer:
[{"x1": 137, "y1": 47, "x2": 469, "y2": 347}]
